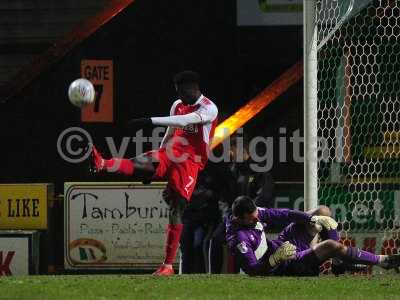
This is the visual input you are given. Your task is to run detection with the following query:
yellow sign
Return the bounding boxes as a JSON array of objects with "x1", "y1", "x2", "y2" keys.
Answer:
[{"x1": 0, "y1": 184, "x2": 53, "y2": 229}]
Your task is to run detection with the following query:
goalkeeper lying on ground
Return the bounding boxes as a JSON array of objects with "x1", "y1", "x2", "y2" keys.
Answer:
[{"x1": 226, "y1": 196, "x2": 400, "y2": 276}]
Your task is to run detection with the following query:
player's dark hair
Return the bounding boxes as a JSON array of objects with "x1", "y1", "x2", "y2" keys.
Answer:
[
  {"x1": 173, "y1": 70, "x2": 200, "y2": 86},
  {"x1": 232, "y1": 196, "x2": 257, "y2": 219}
]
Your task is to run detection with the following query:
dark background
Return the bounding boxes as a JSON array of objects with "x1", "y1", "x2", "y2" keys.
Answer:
[{"x1": 0, "y1": 1, "x2": 303, "y2": 194}]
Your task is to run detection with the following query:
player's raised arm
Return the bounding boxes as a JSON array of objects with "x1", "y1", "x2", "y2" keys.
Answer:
[
  {"x1": 127, "y1": 101, "x2": 217, "y2": 128},
  {"x1": 258, "y1": 207, "x2": 312, "y2": 227},
  {"x1": 258, "y1": 207, "x2": 338, "y2": 231},
  {"x1": 151, "y1": 112, "x2": 202, "y2": 127},
  {"x1": 128, "y1": 97, "x2": 218, "y2": 129},
  {"x1": 127, "y1": 114, "x2": 201, "y2": 128},
  {"x1": 152, "y1": 100, "x2": 218, "y2": 128}
]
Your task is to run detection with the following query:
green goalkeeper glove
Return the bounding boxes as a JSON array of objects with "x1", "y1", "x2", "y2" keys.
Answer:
[
  {"x1": 310, "y1": 215, "x2": 338, "y2": 231},
  {"x1": 268, "y1": 241, "x2": 297, "y2": 267}
]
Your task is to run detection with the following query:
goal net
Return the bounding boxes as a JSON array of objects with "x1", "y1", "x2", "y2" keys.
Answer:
[{"x1": 306, "y1": 0, "x2": 400, "y2": 273}]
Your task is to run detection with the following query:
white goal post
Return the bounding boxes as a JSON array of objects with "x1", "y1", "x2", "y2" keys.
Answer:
[{"x1": 304, "y1": 0, "x2": 318, "y2": 210}]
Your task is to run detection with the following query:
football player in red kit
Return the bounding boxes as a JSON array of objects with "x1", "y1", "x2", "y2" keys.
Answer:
[{"x1": 89, "y1": 71, "x2": 218, "y2": 276}]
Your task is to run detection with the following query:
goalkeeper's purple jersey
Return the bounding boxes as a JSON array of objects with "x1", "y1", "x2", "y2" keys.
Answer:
[{"x1": 226, "y1": 207, "x2": 311, "y2": 276}]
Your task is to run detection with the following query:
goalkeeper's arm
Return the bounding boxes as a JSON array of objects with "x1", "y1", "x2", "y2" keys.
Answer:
[
  {"x1": 259, "y1": 208, "x2": 313, "y2": 227},
  {"x1": 258, "y1": 208, "x2": 338, "y2": 230},
  {"x1": 235, "y1": 241, "x2": 296, "y2": 276}
]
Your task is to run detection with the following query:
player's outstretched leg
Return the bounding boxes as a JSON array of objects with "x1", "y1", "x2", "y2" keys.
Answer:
[
  {"x1": 313, "y1": 240, "x2": 400, "y2": 271},
  {"x1": 153, "y1": 192, "x2": 187, "y2": 276},
  {"x1": 89, "y1": 144, "x2": 135, "y2": 175},
  {"x1": 88, "y1": 144, "x2": 156, "y2": 183}
]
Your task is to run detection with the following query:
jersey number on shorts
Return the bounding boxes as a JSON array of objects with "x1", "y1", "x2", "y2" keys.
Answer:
[{"x1": 184, "y1": 176, "x2": 194, "y2": 195}]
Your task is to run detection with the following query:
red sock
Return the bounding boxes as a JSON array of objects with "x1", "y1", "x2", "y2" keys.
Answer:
[
  {"x1": 164, "y1": 224, "x2": 183, "y2": 265},
  {"x1": 104, "y1": 158, "x2": 134, "y2": 176}
]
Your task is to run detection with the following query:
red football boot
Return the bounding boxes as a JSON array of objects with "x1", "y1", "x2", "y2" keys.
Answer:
[
  {"x1": 89, "y1": 143, "x2": 105, "y2": 173},
  {"x1": 153, "y1": 265, "x2": 174, "y2": 276}
]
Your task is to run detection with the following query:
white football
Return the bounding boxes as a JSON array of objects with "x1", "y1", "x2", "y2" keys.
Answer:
[{"x1": 68, "y1": 78, "x2": 95, "y2": 108}]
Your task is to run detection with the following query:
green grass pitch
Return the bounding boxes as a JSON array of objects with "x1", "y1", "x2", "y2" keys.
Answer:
[{"x1": 1, "y1": 274, "x2": 399, "y2": 300}]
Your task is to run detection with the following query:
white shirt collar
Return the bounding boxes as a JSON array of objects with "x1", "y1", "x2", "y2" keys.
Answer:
[
  {"x1": 255, "y1": 222, "x2": 264, "y2": 232},
  {"x1": 194, "y1": 94, "x2": 204, "y2": 105}
]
